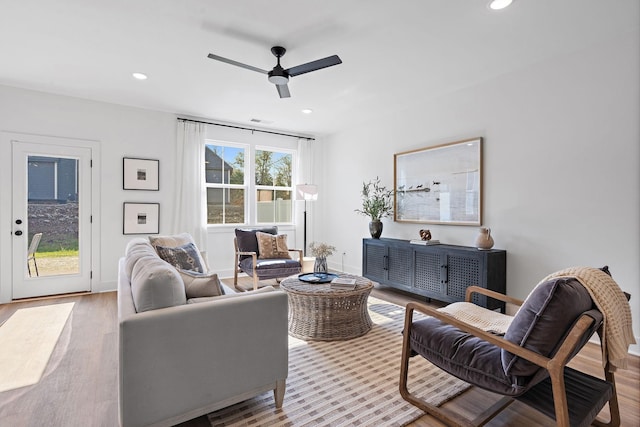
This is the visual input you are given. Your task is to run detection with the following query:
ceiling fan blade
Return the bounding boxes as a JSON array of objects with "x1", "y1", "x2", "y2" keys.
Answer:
[
  {"x1": 286, "y1": 55, "x2": 342, "y2": 77},
  {"x1": 276, "y1": 84, "x2": 291, "y2": 98},
  {"x1": 207, "y1": 53, "x2": 268, "y2": 74}
]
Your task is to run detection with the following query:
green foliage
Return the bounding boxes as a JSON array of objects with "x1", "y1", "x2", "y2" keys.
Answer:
[{"x1": 355, "y1": 176, "x2": 395, "y2": 221}]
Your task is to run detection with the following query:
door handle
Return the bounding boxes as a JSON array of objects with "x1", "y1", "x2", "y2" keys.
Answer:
[{"x1": 14, "y1": 230, "x2": 23, "y2": 236}]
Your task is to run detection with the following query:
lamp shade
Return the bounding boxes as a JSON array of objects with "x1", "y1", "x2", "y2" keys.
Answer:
[{"x1": 296, "y1": 184, "x2": 318, "y2": 201}]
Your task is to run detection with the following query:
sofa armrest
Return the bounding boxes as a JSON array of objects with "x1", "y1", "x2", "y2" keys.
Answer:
[{"x1": 119, "y1": 290, "x2": 288, "y2": 427}]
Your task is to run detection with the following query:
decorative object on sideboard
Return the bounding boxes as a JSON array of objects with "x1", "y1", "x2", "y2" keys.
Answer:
[
  {"x1": 309, "y1": 241, "x2": 336, "y2": 273},
  {"x1": 394, "y1": 137, "x2": 482, "y2": 225},
  {"x1": 410, "y1": 228, "x2": 441, "y2": 245},
  {"x1": 474, "y1": 227, "x2": 494, "y2": 250},
  {"x1": 123, "y1": 157, "x2": 159, "y2": 190},
  {"x1": 355, "y1": 176, "x2": 395, "y2": 239}
]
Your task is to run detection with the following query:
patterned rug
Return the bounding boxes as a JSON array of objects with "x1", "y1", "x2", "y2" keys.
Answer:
[{"x1": 207, "y1": 297, "x2": 471, "y2": 426}]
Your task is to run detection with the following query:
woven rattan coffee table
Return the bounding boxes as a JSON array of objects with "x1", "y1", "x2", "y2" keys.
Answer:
[{"x1": 280, "y1": 274, "x2": 374, "y2": 341}]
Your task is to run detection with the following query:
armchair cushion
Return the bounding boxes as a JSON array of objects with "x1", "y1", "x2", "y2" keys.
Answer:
[
  {"x1": 235, "y1": 227, "x2": 278, "y2": 260},
  {"x1": 410, "y1": 317, "x2": 526, "y2": 396},
  {"x1": 256, "y1": 232, "x2": 291, "y2": 259},
  {"x1": 156, "y1": 242, "x2": 206, "y2": 273},
  {"x1": 178, "y1": 269, "x2": 223, "y2": 299},
  {"x1": 239, "y1": 257, "x2": 301, "y2": 277},
  {"x1": 501, "y1": 277, "x2": 593, "y2": 376}
]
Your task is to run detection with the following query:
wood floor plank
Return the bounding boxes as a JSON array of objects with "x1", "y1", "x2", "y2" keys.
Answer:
[{"x1": 0, "y1": 282, "x2": 637, "y2": 426}]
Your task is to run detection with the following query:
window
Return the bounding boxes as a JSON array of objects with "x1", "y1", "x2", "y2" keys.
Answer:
[
  {"x1": 255, "y1": 149, "x2": 293, "y2": 223},
  {"x1": 205, "y1": 143, "x2": 247, "y2": 225},
  {"x1": 204, "y1": 142, "x2": 295, "y2": 225}
]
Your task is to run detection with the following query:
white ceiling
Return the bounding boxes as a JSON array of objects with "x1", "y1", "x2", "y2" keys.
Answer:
[{"x1": 1, "y1": 0, "x2": 638, "y2": 136}]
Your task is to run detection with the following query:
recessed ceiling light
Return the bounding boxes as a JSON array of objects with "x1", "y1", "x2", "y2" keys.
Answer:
[
  {"x1": 302, "y1": 109, "x2": 313, "y2": 114},
  {"x1": 132, "y1": 72, "x2": 148, "y2": 80},
  {"x1": 489, "y1": 0, "x2": 513, "y2": 10}
]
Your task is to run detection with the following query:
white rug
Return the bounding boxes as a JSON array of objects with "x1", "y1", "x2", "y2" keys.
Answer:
[
  {"x1": 208, "y1": 297, "x2": 470, "y2": 426},
  {"x1": 0, "y1": 302, "x2": 74, "y2": 392}
]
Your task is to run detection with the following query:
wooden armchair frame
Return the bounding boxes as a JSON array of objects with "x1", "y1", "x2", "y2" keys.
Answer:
[
  {"x1": 400, "y1": 286, "x2": 620, "y2": 427},
  {"x1": 233, "y1": 237, "x2": 303, "y2": 291}
]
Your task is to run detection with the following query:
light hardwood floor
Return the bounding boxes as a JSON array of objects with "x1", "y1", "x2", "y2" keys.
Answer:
[{"x1": 0, "y1": 283, "x2": 637, "y2": 427}]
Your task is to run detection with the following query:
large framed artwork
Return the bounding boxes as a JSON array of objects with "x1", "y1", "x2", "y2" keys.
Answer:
[
  {"x1": 123, "y1": 202, "x2": 160, "y2": 234},
  {"x1": 123, "y1": 157, "x2": 159, "y2": 190},
  {"x1": 394, "y1": 137, "x2": 482, "y2": 226}
]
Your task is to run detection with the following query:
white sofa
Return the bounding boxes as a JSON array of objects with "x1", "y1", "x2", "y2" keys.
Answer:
[{"x1": 117, "y1": 238, "x2": 288, "y2": 427}]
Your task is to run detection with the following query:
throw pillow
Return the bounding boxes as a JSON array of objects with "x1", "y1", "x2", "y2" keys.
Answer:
[
  {"x1": 178, "y1": 269, "x2": 223, "y2": 298},
  {"x1": 235, "y1": 227, "x2": 278, "y2": 260},
  {"x1": 256, "y1": 232, "x2": 291, "y2": 259},
  {"x1": 155, "y1": 242, "x2": 205, "y2": 273},
  {"x1": 149, "y1": 233, "x2": 208, "y2": 270}
]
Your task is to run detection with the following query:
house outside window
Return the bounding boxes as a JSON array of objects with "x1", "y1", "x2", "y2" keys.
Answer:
[
  {"x1": 205, "y1": 143, "x2": 247, "y2": 225},
  {"x1": 204, "y1": 142, "x2": 295, "y2": 225},
  {"x1": 255, "y1": 148, "x2": 293, "y2": 224}
]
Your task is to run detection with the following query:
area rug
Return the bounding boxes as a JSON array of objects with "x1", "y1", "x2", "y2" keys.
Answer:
[
  {"x1": 207, "y1": 297, "x2": 471, "y2": 426},
  {"x1": 0, "y1": 302, "x2": 74, "y2": 392}
]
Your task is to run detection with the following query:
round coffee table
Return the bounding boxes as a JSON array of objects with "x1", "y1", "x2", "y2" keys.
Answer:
[{"x1": 280, "y1": 274, "x2": 374, "y2": 341}]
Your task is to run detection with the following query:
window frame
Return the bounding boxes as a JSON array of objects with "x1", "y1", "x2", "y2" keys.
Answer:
[{"x1": 203, "y1": 140, "x2": 296, "y2": 227}]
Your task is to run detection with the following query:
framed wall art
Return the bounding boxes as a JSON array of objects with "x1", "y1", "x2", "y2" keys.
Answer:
[
  {"x1": 123, "y1": 202, "x2": 160, "y2": 234},
  {"x1": 123, "y1": 157, "x2": 159, "y2": 190},
  {"x1": 394, "y1": 137, "x2": 482, "y2": 226}
]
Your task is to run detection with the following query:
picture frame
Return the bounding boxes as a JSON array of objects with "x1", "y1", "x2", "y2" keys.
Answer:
[
  {"x1": 394, "y1": 137, "x2": 483, "y2": 226},
  {"x1": 123, "y1": 157, "x2": 159, "y2": 190},
  {"x1": 123, "y1": 202, "x2": 160, "y2": 234}
]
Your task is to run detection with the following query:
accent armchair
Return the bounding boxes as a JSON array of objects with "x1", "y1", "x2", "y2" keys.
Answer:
[
  {"x1": 400, "y1": 267, "x2": 633, "y2": 427},
  {"x1": 234, "y1": 227, "x2": 303, "y2": 291}
]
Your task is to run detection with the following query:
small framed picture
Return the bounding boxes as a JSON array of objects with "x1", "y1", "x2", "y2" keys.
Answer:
[
  {"x1": 123, "y1": 203, "x2": 160, "y2": 234},
  {"x1": 123, "y1": 158, "x2": 159, "y2": 190}
]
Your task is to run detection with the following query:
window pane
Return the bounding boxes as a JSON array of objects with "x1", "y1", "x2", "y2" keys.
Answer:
[
  {"x1": 207, "y1": 188, "x2": 245, "y2": 224},
  {"x1": 205, "y1": 144, "x2": 244, "y2": 184},
  {"x1": 255, "y1": 150, "x2": 291, "y2": 186},
  {"x1": 256, "y1": 189, "x2": 292, "y2": 223}
]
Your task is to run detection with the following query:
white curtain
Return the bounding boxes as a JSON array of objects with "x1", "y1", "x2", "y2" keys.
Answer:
[
  {"x1": 296, "y1": 138, "x2": 315, "y2": 251},
  {"x1": 174, "y1": 121, "x2": 208, "y2": 250}
]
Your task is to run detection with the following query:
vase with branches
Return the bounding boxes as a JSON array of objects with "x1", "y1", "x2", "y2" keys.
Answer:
[
  {"x1": 355, "y1": 176, "x2": 394, "y2": 238},
  {"x1": 309, "y1": 241, "x2": 336, "y2": 273}
]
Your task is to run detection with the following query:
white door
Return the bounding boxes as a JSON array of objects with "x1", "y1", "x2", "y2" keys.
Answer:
[{"x1": 12, "y1": 141, "x2": 92, "y2": 299}]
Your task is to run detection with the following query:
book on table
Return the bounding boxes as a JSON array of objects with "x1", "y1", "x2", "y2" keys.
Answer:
[{"x1": 331, "y1": 277, "x2": 357, "y2": 289}]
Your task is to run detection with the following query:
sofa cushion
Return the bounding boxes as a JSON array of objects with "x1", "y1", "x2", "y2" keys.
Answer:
[
  {"x1": 130, "y1": 255, "x2": 187, "y2": 312},
  {"x1": 187, "y1": 285, "x2": 276, "y2": 304},
  {"x1": 178, "y1": 269, "x2": 223, "y2": 298},
  {"x1": 501, "y1": 277, "x2": 593, "y2": 376},
  {"x1": 156, "y1": 242, "x2": 205, "y2": 273},
  {"x1": 149, "y1": 233, "x2": 208, "y2": 270},
  {"x1": 235, "y1": 227, "x2": 278, "y2": 260},
  {"x1": 256, "y1": 232, "x2": 291, "y2": 259},
  {"x1": 124, "y1": 238, "x2": 158, "y2": 279}
]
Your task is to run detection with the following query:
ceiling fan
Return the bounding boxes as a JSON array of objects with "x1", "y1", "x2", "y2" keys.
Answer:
[{"x1": 207, "y1": 46, "x2": 342, "y2": 98}]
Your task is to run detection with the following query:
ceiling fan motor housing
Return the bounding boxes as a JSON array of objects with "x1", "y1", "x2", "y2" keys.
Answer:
[{"x1": 268, "y1": 66, "x2": 289, "y2": 85}]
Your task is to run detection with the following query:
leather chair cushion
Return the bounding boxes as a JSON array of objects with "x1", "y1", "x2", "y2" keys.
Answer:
[
  {"x1": 410, "y1": 317, "x2": 528, "y2": 396},
  {"x1": 502, "y1": 277, "x2": 593, "y2": 376}
]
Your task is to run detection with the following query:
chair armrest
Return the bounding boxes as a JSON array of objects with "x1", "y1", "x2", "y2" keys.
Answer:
[
  {"x1": 287, "y1": 248, "x2": 303, "y2": 262},
  {"x1": 237, "y1": 251, "x2": 257, "y2": 256},
  {"x1": 404, "y1": 301, "x2": 595, "y2": 371},
  {"x1": 465, "y1": 285, "x2": 524, "y2": 307}
]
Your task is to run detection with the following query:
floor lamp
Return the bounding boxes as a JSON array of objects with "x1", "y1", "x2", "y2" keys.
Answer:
[{"x1": 296, "y1": 184, "x2": 318, "y2": 256}]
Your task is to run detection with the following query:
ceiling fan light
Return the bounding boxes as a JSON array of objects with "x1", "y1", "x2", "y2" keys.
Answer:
[
  {"x1": 489, "y1": 0, "x2": 513, "y2": 10},
  {"x1": 268, "y1": 75, "x2": 289, "y2": 85}
]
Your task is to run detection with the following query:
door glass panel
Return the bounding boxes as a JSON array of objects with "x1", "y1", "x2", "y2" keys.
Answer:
[{"x1": 27, "y1": 156, "x2": 79, "y2": 277}]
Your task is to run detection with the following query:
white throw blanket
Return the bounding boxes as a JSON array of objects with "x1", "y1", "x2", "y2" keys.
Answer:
[
  {"x1": 540, "y1": 267, "x2": 636, "y2": 371},
  {"x1": 438, "y1": 302, "x2": 513, "y2": 336}
]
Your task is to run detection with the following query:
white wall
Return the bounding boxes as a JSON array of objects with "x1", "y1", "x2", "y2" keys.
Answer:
[
  {"x1": 318, "y1": 30, "x2": 640, "y2": 352},
  {"x1": 0, "y1": 85, "x2": 178, "y2": 297}
]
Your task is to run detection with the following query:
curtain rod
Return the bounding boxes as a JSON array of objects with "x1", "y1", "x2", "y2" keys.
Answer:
[{"x1": 177, "y1": 117, "x2": 315, "y2": 141}]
